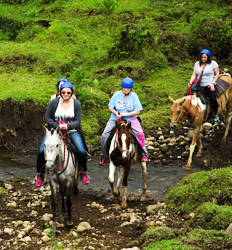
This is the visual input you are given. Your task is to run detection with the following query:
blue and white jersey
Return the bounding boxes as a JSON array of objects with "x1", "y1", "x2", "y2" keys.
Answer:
[{"x1": 108, "y1": 90, "x2": 143, "y2": 121}]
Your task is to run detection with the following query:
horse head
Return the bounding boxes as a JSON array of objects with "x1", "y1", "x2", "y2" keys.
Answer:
[
  {"x1": 169, "y1": 96, "x2": 186, "y2": 128},
  {"x1": 116, "y1": 121, "x2": 132, "y2": 160},
  {"x1": 44, "y1": 127, "x2": 62, "y2": 171}
]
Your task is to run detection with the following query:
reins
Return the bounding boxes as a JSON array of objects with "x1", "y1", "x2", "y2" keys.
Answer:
[{"x1": 55, "y1": 130, "x2": 68, "y2": 172}]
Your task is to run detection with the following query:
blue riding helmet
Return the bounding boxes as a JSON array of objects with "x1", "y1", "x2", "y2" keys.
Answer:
[
  {"x1": 121, "y1": 77, "x2": 134, "y2": 88},
  {"x1": 56, "y1": 78, "x2": 69, "y2": 91},
  {"x1": 57, "y1": 78, "x2": 68, "y2": 84},
  {"x1": 200, "y1": 49, "x2": 211, "y2": 58},
  {"x1": 60, "y1": 82, "x2": 74, "y2": 95}
]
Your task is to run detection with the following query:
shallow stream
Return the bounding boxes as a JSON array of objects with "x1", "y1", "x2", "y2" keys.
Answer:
[{"x1": 0, "y1": 151, "x2": 203, "y2": 200}]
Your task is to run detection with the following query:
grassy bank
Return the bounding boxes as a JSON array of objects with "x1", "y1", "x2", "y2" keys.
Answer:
[{"x1": 0, "y1": 0, "x2": 231, "y2": 146}]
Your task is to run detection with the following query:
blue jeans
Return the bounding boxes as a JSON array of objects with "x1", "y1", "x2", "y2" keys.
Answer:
[
  {"x1": 69, "y1": 131, "x2": 87, "y2": 172},
  {"x1": 36, "y1": 135, "x2": 46, "y2": 174},
  {"x1": 36, "y1": 132, "x2": 87, "y2": 174}
]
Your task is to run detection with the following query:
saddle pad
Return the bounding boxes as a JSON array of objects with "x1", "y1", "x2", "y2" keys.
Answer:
[{"x1": 215, "y1": 78, "x2": 230, "y2": 98}]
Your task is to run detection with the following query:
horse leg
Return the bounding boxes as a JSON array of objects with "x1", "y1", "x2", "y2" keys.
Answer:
[
  {"x1": 140, "y1": 161, "x2": 147, "y2": 197},
  {"x1": 66, "y1": 185, "x2": 73, "y2": 227},
  {"x1": 221, "y1": 112, "x2": 232, "y2": 144},
  {"x1": 60, "y1": 186, "x2": 66, "y2": 224},
  {"x1": 185, "y1": 126, "x2": 200, "y2": 170},
  {"x1": 108, "y1": 161, "x2": 120, "y2": 197},
  {"x1": 121, "y1": 162, "x2": 131, "y2": 208},
  {"x1": 196, "y1": 134, "x2": 203, "y2": 157},
  {"x1": 49, "y1": 178, "x2": 58, "y2": 237}
]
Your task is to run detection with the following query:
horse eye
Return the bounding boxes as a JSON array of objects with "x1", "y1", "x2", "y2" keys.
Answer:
[{"x1": 56, "y1": 144, "x2": 58, "y2": 148}]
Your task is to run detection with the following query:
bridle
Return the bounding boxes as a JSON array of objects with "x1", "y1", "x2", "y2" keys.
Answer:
[
  {"x1": 45, "y1": 130, "x2": 71, "y2": 174},
  {"x1": 115, "y1": 112, "x2": 131, "y2": 156}
]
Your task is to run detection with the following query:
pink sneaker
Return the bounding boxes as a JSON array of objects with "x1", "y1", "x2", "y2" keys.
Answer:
[
  {"x1": 99, "y1": 155, "x2": 109, "y2": 166},
  {"x1": 83, "y1": 173, "x2": 90, "y2": 185},
  {"x1": 36, "y1": 175, "x2": 42, "y2": 187},
  {"x1": 141, "y1": 154, "x2": 148, "y2": 162}
]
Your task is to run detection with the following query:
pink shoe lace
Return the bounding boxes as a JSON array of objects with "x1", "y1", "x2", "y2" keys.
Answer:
[
  {"x1": 36, "y1": 175, "x2": 42, "y2": 187},
  {"x1": 141, "y1": 154, "x2": 148, "y2": 162},
  {"x1": 83, "y1": 173, "x2": 90, "y2": 185}
]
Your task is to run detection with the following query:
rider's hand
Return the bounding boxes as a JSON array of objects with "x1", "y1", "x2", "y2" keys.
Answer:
[
  {"x1": 208, "y1": 83, "x2": 215, "y2": 91},
  {"x1": 188, "y1": 82, "x2": 192, "y2": 87},
  {"x1": 59, "y1": 124, "x2": 68, "y2": 130}
]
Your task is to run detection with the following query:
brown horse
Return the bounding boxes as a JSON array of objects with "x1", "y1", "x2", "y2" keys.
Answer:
[
  {"x1": 108, "y1": 120, "x2": 147, "y2": 208},
  {"x1": 169, "y1": 74, "x2": 232, "y2": 169}
]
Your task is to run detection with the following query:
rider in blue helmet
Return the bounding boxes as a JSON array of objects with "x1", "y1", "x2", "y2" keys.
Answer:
[
  {"x1": 200, "y1": 49, "x2": 211, "y2": 58},
  {"x1": 36, "y1": 78, "x2": 91, "y2": 187},
  {"x1": 121, "y1": 77, "x2": 134, "y2": 88},
  {"x1": 99, "y1": 77, "x2": 148, "y2": 166},
  {"x1": 59, "y1": 82, "x2": 74, "y2": 97},
  {"x1": 188, "y1": 49, "x2": 220, "y2": 125}
]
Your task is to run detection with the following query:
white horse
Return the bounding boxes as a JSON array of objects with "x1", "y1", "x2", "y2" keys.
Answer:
[
  {"x1": 108, "y1": 121, "x2": 147, "y2": 208},
  {"x1": 44, "y1": 127, "x2": 78, "y2": 237}
]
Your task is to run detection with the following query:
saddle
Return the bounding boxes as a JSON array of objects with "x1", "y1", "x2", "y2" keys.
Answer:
[{"x1": 103, "y1": 122, "x2": 144, "y2": 159}]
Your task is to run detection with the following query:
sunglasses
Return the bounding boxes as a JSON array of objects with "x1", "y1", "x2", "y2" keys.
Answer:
[{"x1": 61, "y1": 91, "x2": 71, "y2": 95}]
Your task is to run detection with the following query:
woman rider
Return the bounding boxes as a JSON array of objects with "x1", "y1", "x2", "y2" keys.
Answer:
[
  {"x1": 99, "y1": 77, "x2": 148, "y2": 165},
  {"x1": 37, "y1": 81, "x2": 90, "y2": 186},
  {"x1": 188, "y1": 49, "x2": 220, "y2": 125}
]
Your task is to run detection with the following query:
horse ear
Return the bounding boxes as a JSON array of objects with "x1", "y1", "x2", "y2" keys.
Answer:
[
  {"x1": 179, "y1": 98, "x2": 186, "y2": 106},
  {"x1": 126, "y1": 122, "x2": 131, "y2": 129},
  {"x1": 44, "y1": 126, "x2": 49, "y2": 135},
  {"x1": 56, "y1": 126, "x2": 61, "y2": 134},
  {"x1": 169, "y1": 96, "x2": 175, "y2": 103}
]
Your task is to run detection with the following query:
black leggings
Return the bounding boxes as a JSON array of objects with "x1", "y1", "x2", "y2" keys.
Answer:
[{"x1": 202, "y1": 86, "x2": 218, "y2": 115}]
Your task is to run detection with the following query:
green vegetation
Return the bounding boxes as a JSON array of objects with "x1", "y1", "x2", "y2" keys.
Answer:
[
  {"x1": 165, "y1": 167, "x2": 232, "y2": 213},
  {"x1": 139, "y1": 167, "x2": 232, "y2": 249},
  {"x1": 1, "y1": 0, "x2": 231, "y2": 146}
]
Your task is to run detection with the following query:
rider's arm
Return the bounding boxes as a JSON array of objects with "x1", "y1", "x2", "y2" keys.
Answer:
[
  {"x1": 121, "y1": 110, "x2": 140, "y2": 117},
  {"x1": 188, "y1": 69, "x2": 197, "y2": 87},
  {"x1": 67, "y1": 100, "x2": 82, "y2": 131},
  {"x1": 45, "y1": 99, "x2": 60, "y2": 128},
  {"x1": 109, "y1": 106, "x2": 140, "y2": 118},
  {"x1": 109, "y1": 106, "x2": 121, "y2": 119}
]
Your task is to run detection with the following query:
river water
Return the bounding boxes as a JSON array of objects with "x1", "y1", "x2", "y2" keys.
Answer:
[{"x1": 0, "y1": 150, "x2": 203, "y2": 200}]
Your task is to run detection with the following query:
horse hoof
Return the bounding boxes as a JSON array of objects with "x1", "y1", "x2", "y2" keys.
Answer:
[
  {"x1": 73, "y1": 185, "x2": 79, "y2": 196},
  {"x1": 221, "y1": 140, "x2": 226, "y2": 145},
  {"x1": 67, "y1": 221, "x2": 73, "y2": 227},
  {"x1": 183, "y1": 166, "x2": 192, "y2": 171},
  {"x1": 196, "y1": 153, "x2": 202, "y2": 157},
  {"x1": 121, "y1": 202, "x2": 127, "y2": 208},
  {"x1": 111, "y1": 195, "x2": 118, "y2": 200},
  {"x1": 113, "y1": 192, "x2": 120, "y2": 197}
]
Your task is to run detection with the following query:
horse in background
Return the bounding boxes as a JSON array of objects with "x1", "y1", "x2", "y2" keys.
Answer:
[
  {"x1": 108, "y1": 120, "x2": 147, "y2": 208},
  {"x1": 169, "y1": 74, "x2": 232, "y2": 170},
  {"x1": 44, "y1": 127, "x2": 78, "y2": 237}
]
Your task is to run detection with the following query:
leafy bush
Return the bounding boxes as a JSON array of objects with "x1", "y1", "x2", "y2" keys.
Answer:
[
  {"x1": 187, "y1": 17, "x2": 232, "y2": 59},
  {"x1": 0, "y1": 16, "x2": 24, "y2": 40},
  {"x1": 109, "y1": 24, "x2": 154, "y2": 59},
  {"x1": 158, "y1": 31, "x2": 189, "y2": 65},
  {"x1": 98, "y1": 0, "x2": 119, "y2": 14}
]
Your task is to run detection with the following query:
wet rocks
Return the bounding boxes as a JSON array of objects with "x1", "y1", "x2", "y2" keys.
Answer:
[{"x1": 146, "y1": 122, "x2": 218, "y2": 164}]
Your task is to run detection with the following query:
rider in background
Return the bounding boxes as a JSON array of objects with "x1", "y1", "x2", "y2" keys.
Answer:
[
  {"x1": 36, "y1": 78, "x2": 90, "y2": 187},
  {"x1": 44, "y1": 81, "x2": 90, "y2": 184},
  {"x1": 188, "y1": 49, "x2": 220, "y2": 125},
  {"x1": 99, "y1": 77, "x2": 148, "y2": 166}
]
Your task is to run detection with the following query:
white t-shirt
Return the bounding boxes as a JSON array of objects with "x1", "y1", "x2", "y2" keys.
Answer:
[{"x1": 194, "y1": 60, "x2": 219, "y2": 87}]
